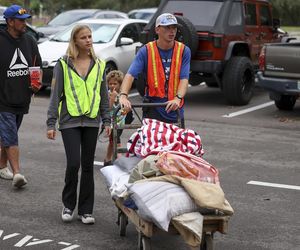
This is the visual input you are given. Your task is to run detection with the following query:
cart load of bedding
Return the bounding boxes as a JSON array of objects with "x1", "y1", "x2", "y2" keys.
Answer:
[{"x1": 100, "y1": 118, "x2": 234, "y2": 247}]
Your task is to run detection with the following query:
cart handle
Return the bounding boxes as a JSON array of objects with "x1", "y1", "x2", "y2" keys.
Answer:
[{"x1": 112, "y1": 102, "x2": 169, "y2": 117}]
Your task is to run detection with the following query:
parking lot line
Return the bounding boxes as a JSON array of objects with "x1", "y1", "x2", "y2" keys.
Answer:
[
  {"x1": 222, "y1": 101, "x2": 274, "y2": 118},
  {"x1": 94, "y1": 161, "x2": 103, "y2": 166},
  {"x1": 247, "y1": 180, "x2": 300, "y2": 190}
]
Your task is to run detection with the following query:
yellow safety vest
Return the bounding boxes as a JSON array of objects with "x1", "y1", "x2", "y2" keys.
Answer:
[{"x1": 60, "y1": 58, "x2": 106, "y2": 118}]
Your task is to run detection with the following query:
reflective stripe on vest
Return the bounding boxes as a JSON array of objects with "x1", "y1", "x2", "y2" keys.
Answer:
[
  {"x1": 146, "y1": 41, "x2": 184, "y2": 100},
  {"x1": 60, "y1": 58, "x2": 106, "y2": 118}
]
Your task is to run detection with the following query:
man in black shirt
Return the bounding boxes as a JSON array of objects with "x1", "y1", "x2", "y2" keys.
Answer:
[{"x1": 0, "y1": 5, "x2": 42, "y2": 188}]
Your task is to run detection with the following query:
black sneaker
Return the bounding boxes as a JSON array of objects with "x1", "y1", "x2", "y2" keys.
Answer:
[
  {"x1": 103, "y1": 161, "x2": 112, "y2": 167},
  {"x1": 61, "y1": 207, "x2": 74, "y2": 222}
]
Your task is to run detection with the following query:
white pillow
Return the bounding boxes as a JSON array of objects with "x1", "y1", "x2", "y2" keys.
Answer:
[
  {"x1": 100, "y1": 165, "x2": 131, "y2": 198},
  {"x1": 100, "y1": 165, "x2": 128, "y2": 188},
  {"x1": 114, "y1": 156, "x2": 142, "y2": 172},
  {"x1": 129, "y1": 181, "x2": 199, "y2": 231}
]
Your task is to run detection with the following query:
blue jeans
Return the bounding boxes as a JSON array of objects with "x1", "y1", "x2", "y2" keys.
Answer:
[{"x1": 0, "y1": 112, "x2": 23, "y2": 147}]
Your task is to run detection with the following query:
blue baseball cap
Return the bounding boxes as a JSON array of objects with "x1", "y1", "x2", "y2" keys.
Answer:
[
  {"x1": 155, "y1": 13, "x2": 178, "y2": 27},
  {"x1": 3, "y1": 5, "x2": 31, "y2": 19}
]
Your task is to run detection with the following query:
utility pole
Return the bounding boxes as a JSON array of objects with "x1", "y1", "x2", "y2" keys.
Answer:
[
  {"x1": 24, "y1": 0, "x2": 32, "y2": 24},
  {"x1": 24, "y1": 0, "x2": 30, "y2": 9}
]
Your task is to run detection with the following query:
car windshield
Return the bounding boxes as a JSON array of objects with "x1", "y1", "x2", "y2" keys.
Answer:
[
  {"x1": 163, "y1": 1, "x2": 222, "y2": 27},
  {"x1": 129, "y1": 12, "x2": 154, "y2": 20},
  {"x1": 51, "y1": 23, "x2": 119, "y2": 43},
  {"x1": 48, "y1": 12, "x2": 95, "y2": 26}
]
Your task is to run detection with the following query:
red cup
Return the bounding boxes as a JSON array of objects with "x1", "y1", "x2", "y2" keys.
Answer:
[{"x1": 29, "y1": 66, "x2": 42, "y2": 92}]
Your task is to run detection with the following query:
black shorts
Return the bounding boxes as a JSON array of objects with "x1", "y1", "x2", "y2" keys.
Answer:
[{"x1": 143, "y1": 107, "x2": 185, "y2": 128}]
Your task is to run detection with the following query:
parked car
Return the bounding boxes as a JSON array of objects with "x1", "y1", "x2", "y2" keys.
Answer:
[
  {"x1": 257, "y1": 41, "x2": 300, "y2": 110},
  {"x1": 128, "y1": 8, "x2": 157, "y2": 20},
  {"x1": 0, "y1": 18, "x2": 45, "y2": 43},
  {"x1": 140, "y1": 0, "x2": 287, "y2": 105},
  {"x1": 36, "y1": 9, "x2": 128, "y2": 40},
  {"x1": 92, "y1": 10, "x2": 128, "y2": 19},
  {"x1": 39, "y1": 18, "x2": 147, "y2": 88},
  {"x1": 0, "y1": 5, "x2": 7, "y2": 16}
]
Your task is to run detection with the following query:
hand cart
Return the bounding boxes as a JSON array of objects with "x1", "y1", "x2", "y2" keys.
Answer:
[{"x1": 109, "y1": 103, "x2": 231, "y2": 250}]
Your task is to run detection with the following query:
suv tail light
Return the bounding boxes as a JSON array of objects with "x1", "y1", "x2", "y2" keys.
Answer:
[
  {"x1": 212, "y1": 35, "x2": 223, "y2": 48},
  {"x1": 259, "y1": 46, "x2": 266, "y2": 71}
]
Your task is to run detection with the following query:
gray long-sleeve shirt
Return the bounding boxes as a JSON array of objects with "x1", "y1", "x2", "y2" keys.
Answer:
[{"x1": 46, "y1": 56, "x2": 110, "y2": 131}]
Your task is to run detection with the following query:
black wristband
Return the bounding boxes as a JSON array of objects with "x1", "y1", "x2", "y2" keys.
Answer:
[
  {"x1": 176, "y1": 94, "x2": 183, "y2": 100},
  {"x1": 120, "y1": 93, "x2": 128, "y2": 97}
]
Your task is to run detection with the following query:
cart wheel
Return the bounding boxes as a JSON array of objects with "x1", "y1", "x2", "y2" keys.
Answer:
[
  {"x1": 138, "y1": 232, "x2": 151, "y2": 250},
  {"x1": 200, "y1": 233, "x2": 213, "y2": 250},
  {"x1": 119, "y1": 212, "x2": 128, "y2": 236}
]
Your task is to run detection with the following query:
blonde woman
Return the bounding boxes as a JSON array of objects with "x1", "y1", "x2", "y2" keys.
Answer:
[{"x1": 46, "y1": 25, "x2": 111, "y2": 224}]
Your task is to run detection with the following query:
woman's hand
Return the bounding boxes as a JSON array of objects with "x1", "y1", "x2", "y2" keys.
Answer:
[
  {"x1": 47, "y1": 129, "x2": 56, "y2": 140},
  {"x1": 105, "y1": 125, "x2": 112, "y2": 136}
]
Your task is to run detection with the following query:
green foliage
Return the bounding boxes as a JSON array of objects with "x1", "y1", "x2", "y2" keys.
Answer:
[
  {"x1": 270, "y1": 0, "x2": 300, "y2": 25},
  {"x1": 0, "y1": 0, "x2": 24, "y2": 7}
]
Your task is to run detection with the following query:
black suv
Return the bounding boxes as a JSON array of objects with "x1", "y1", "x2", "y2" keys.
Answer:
[{"x1": 140, "y1": 0, "x2": 285, "y2": 105}]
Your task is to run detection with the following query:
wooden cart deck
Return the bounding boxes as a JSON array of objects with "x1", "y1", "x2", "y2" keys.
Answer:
[{"x1": 114, "y1": 198, "x2": 230, "y2": 250}]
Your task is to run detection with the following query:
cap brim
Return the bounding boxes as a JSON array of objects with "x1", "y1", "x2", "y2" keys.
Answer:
[
  {"x1": 13, "y1": 14, "x2": 31, "y2": 19},
  {"x1": 157, "y1": 23, "x2": 182, "y2": 28}
]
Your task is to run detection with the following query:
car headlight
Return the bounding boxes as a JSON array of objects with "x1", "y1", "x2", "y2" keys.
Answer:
[
  {"x1": 42, "y1": 61, "x2": 49, "y2": 68},
  {"x1": 42, "y1": 61, "x2": 58, "y2": 68}
]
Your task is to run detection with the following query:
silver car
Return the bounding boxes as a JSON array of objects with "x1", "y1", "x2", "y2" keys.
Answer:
[
  {"x1": 36, "y1": 9, "x2": 128, "y2": 40},
  {"x1": 38, "y1": 18, "x2": 147, "y2": 88}
]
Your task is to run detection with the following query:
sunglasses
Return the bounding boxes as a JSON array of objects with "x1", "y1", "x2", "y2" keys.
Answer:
[{"x1": 15, "y1": 8, "x2": 28, "y2": 15}]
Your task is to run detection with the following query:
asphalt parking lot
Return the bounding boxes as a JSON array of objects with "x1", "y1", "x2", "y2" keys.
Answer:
[{"x1": 0, "y1": 85, "x2": 299, "y2": 250}]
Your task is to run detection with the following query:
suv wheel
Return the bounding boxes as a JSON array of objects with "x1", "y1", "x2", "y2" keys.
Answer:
[
  {"x1": 274, "y1": 95, "x2": 297, "y2": 110},
  {"x1": 148, "y1": 16, "x2": 198, "y2": 57},
  {"x1": 105, "y1": 62, "x2": 117, "y2": 75},
  {"x1": 222, "y1": 56, "x2": 255, "y2": 105}
]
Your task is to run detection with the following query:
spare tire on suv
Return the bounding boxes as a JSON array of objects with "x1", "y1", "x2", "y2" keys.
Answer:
[{"x1": 147, "y1": 15, "x2": 199, "y2": 57}]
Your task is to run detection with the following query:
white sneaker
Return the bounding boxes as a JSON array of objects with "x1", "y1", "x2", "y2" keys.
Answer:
[
  {"x1": 62, "y1": 207, "x2": 74, "y2": 222},
  {"x1": 0, "y1": 167, "x2": 13, "y2": 180},
  {"x1": 12, "y1": 173, "x2": 27, "y2": 188},
  {"x1": 78, "y1": 214, "x2": 95, "y2": 225}
]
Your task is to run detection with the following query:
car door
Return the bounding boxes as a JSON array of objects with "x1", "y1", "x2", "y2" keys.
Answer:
[
  {"x1": 114, "y1": 23, "x2": 145, "y2": 73},
  {"x1": 244, "y1": 1, "x2": 262, "y2": 63},
  {"x1": 258, "y1": 2, "x2": 276, "y2": 43}
]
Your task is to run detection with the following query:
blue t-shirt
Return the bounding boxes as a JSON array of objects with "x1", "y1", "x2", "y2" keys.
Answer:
[{"x1": 128, "y1": 43, "x2": 191, "y2": 121}]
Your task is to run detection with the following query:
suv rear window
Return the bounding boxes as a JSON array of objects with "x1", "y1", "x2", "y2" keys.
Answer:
[{"x1": 162, "y1": 1, "x2": 223, "y2": 28}]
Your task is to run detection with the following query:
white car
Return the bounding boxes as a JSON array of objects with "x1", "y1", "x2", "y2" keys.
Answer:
[
  {"x1": 36, "y1": 9, "x2": 128, "y2": 41},
  {"x1": 0, "y1": 6, "x2": 7, "y2": 16},
  {"x1": 38, "y1": 18, "x2": 147, "y2": 88},
  {"x1": 128, "y1": 8, "x2": 157, "y2": 21}
]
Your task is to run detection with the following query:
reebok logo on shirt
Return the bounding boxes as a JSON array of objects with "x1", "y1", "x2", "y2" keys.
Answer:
[{"x1": 7, "y1": 48, "x2": 29, "y2": 77}]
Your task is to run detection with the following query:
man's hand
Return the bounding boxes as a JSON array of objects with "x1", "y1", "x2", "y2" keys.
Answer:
[
  {"x1": 119, "y1": 94, "x2": 131, "y2": 109},
  {"x1": 166, "y1": 98, "x2": 181, "y2": 113},
  {"x1": 47, "y1": 130, "x2": 56, "y2": 140}
]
